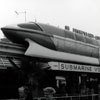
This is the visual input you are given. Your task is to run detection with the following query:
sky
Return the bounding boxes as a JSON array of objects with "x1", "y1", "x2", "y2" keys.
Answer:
[{"x1": 0, "y1": 0, "x2": 100, "y2": 38}]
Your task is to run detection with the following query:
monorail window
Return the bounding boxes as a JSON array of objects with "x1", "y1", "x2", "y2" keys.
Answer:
[
  {"x1": 75, "y1": 33, "x2": 85, "y2": 42},
  {"x1": 18, "y1": 23, "x2": 42, "y2": 31},
  {"x1": 38, "y1": 23, "x2": 65, "y2": 37},
  {"x1": 84, "y1": 36, "x2": 98, "y2": 46},
  {"x1": 64, "y1": 30, "x2": 75, "y2": 40}
]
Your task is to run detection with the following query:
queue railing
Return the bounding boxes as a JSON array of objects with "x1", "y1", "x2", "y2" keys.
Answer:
[{"x1": 33, "y1": 94, "x2": 99, "y2": 100}]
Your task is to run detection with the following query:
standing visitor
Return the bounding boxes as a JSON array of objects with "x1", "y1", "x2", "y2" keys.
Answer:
[{"x1": 43, "y1": 87, "x2": 56, "y2": 100}]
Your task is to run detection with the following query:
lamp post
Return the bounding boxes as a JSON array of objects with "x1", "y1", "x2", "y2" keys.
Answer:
[{"x1": 15, "y1": 11, "x2": 27, "y2": 22}]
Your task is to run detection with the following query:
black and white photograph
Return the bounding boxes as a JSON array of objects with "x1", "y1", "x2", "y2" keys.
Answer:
[{"x1": 0, "y1": 0, "x2": 100, "y2": 100}]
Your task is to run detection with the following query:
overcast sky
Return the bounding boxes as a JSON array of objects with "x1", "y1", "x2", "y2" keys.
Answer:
[{"x1": 0, "y1": 0, "x2": 100, "y2": 38}]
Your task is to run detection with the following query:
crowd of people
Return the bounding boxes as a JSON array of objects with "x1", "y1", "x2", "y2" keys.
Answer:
[{"x1": 18, "y1": 86, "x2": 56, "y2": 100}]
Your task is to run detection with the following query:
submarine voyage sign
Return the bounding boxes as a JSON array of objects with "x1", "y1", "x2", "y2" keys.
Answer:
[{"x1": 48, "y1": 62, "x2": 100, "y2": 73}]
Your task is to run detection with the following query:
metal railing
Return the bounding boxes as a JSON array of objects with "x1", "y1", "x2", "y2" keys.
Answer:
[{"x1": 33, "y1": 94, "x2": 99, "y2": 100}]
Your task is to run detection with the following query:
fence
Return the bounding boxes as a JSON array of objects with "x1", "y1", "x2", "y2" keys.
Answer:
[{"x1": 33, "y1": 94, "x2": 99, "y2": 100}]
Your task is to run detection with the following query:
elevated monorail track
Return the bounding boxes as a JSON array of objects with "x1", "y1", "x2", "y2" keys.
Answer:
[
  {"x1": 0, "y1": 41, "x2": 26, "y2": 69},
  {"x1": 0, "y1": 41, "x2": 26, "y2": 56}
]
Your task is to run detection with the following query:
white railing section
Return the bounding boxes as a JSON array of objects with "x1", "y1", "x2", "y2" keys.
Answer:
[{"x1": 33, "y1": 94, "x2": 99, "y2": 100}]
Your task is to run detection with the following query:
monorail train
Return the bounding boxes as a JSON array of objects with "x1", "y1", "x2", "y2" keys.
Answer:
[{"x1": 1, "y1": 22, "x2": 100, "y2": 65}]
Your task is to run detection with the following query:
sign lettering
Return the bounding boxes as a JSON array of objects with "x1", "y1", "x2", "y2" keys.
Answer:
[{"x1": 48, "y1": 62, "x2": 100, "y2": 73}]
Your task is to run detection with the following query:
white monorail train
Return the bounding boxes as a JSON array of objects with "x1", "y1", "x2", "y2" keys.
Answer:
[{"x1": 1, "y1": 22, "x2": 100, "y2": 65}]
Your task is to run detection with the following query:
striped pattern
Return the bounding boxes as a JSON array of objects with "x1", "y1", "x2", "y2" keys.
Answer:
[{"x1": 0, "y1": 57, "x2": 21, "y2": 69}]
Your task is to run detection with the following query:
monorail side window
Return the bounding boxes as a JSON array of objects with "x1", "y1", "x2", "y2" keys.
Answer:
[
  {"x1": 18, "y1": 23, "x2": 42, "y2": 31},
  {"x1": 64, "y1": 30, "x2": 75, "y2": 40}
]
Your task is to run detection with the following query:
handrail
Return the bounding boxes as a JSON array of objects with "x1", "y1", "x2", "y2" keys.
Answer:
[{"x1": 33, "y1": 94, "x2": 99, "y2": 100}]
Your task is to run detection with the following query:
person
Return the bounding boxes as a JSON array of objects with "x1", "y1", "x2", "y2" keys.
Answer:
[
  {"x1": 18, "y1": 86, "x2": 26, "y2": 100},
  {"x1": 18, "y1": 86, "x2": 33, "y2": 100},
  {"x1": 24, "y1": 92, "x2": 33, "y2": 100},
  {"x1": 43, "y1": 87, "x2": 56, "y2": 100}
]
